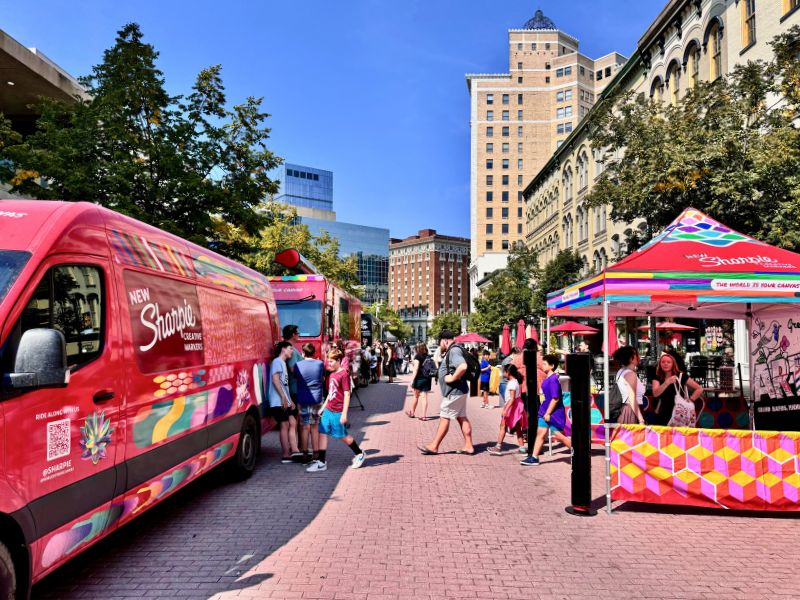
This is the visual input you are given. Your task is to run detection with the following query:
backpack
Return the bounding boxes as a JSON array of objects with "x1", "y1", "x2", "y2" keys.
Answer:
[
  {"x1": 421, "y1": 357, "x2": 438, "y2": 379},
  {"x1": 607, "y1": 371, "x2": 624, "y2": 421},
  {"x1": 445, "y1": 343, "x2": 480, "y2": 382}
]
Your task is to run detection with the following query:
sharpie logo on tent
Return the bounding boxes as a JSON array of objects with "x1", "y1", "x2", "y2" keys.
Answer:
[
  {"x1": 123, "y1": 270, "x2": 205, "y2": 373},
  {"x1": 686, "y1": 253, "x2": 796, "y2": 269}
]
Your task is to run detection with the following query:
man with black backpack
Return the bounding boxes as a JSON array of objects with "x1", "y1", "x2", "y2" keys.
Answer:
[{"x1": 418, "y1": 330, "x2": 475, "y2": 456}]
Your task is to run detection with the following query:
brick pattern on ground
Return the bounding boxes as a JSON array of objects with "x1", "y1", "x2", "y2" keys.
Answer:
[{"x1": 33, "y1": 372, "x2": 800, "y2": 599}]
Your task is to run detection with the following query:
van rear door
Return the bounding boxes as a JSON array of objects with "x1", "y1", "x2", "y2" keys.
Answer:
[{"x1": 1, "y1": 256, "x2": 123, "y2": 577}]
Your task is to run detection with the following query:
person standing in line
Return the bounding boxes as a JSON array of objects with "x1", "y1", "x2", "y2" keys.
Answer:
[
  {"x1": 283, "y1": 324, "x2": 304, "y2": 459},
  {"x1": 499, "y1": 347, "x2": 518, "y2": 404},
  {"x1": 370, "y1": 345, "x2": 379, "y2": 382},
  {"x1": 294, "y1": 343, "x2": 325, "y2": 464},
  {"x1": 385, "y1": 343, "x2": 397, "y2": 383},
  {"x1": 488, "y1": 364, "x2": 527, "y2": 455},
  {"x1": 614, "y1": 346, "x2": 647, "y2": 425},
  {"x1": 521, "y1": 354, "x2": 571, "y2": 466},
  {"x1": 269, "y1": 341, "x2": 301, "y2": 464},
  {"x1": 418, "y1": 330, "x2": 474, "y2": 455},
  {"x1": 373, "y1": 343, "x2": 383, "y2": 381},
  {"x1": 360, "y1": 344, "x2": 372, "y2": 386},
  {"x1": 479, "y1": 350, "x2": 492, "y2": 409},
  {"x1": 306, "y1": 348, "x2": 366, "y2": 472},
  {"x1": 396, "y1": 342, "x2": 405, "y2": 375},
  {"x1": 407, "y1": 343, "x2": 432, "y2": 420}
]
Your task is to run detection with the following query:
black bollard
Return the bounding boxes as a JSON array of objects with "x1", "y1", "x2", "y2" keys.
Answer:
[
  {"x1": 522, "y1": 339, "x2": 539, "y2": 457},
  {"x1": 565, "y1": 352, "x2": 597, "y2": 517}
]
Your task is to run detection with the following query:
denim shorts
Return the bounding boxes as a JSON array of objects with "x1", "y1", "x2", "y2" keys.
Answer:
[
  {"x1": 299, "y1": 404, "x2": 322, "y2": 426},
  {"x1": 318, "y1": 408, "x2": 349, "y2": 438}
]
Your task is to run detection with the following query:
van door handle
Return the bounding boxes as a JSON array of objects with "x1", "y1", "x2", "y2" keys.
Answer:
[{"x1": 93, "y1": 389, "x2": 116, "y2": 403}]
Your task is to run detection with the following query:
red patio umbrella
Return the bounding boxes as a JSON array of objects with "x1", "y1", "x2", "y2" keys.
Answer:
[
  {"x1": 549, "y1": 321, "x2": 599, "y2": 333},
  {"x1": 455, "y1": 332, "x2": 491, "y2": 344},
  {"x1": 637, "y1": 321, "x2": 697, "y2": 331},
  {"x1": 602, "y1": 319, "x2": 618, "y2": 355},
  {"x1": 516, "y1": 319, "x2": 527, "y2": 348},
  {"x1": 500, "y1": 323, "x2": 511, "y2": 355}
]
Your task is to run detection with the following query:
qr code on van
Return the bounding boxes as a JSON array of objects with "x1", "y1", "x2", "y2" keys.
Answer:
[{"x1": 47, "y1": 418, "x2": 71, "y2": 461}]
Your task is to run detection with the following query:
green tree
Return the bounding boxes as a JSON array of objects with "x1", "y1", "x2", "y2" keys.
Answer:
[
  {"x1": 429, "y1": 311, "x2": 463, "y2": 340},
  {"x1": 586, "y1": 26, "x2": 800, "y2": 249},
  {"x1": 470, "y1": 244, "x2": 540, "y2": 338},
  {"x1": 218, "y1": 202, "x2": 361, "y2": 295},
  {"x1": 365, "y1": 303, "x2": 412, "y2": 341},
  {"x1": 531, "y1": 250, "x2": 584, "y2": 315},
  {"x1": 2, "y1": 23, "x2": 280, "y2": 247}
]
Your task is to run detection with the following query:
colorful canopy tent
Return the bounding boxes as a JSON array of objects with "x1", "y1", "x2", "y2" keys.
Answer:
[{"x1": 545, "y1": 208, "x2": 800, "y2": 514}]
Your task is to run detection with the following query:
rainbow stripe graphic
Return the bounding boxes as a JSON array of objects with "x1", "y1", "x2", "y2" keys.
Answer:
[{"x1": 110, "y1": 229, "x2": 194, "y2": 277}]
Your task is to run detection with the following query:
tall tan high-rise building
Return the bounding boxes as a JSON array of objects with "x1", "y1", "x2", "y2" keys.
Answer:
[
  {"x1": 466, "y1": 9, "x2": 625, "y2": 309},
  {"x1": 389, "y1": 230, "x2": 470, "y2": 343}
]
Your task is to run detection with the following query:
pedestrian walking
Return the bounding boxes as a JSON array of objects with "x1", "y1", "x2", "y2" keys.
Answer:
[
  {"x1": 479, "y1": 350, "x2": 492, "y2": 409},
  {"x1": 306, "y1": 348, "x2": 366, "y2": 472},
  {"x1": 488, "y1": 364, "x2": 527, "y2": 455},
  {"x1": 407, "y1": 343, "x2": 433, "y2": 420},
  {"x1": 385, "y1": 343, "x2": 397, "y2": 383},
  {"x1": 418, "y1": 330, "x2": 474, "y2": 455},
  {"x1": 269, "y1": 341, "x2": 301, "y2": 463},
  {"x1": 499, "y1": 347, "x2": 518, "y2": 404},
  {"x1": 294, "y1": 342, "x2": 325, "y2": 464},
  {"x1": 521, "y1": 354, "x2": 571, "y2": 466}
]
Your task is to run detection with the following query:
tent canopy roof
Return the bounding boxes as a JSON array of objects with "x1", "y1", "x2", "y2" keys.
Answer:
[{"x1": 547, "y1": 208, "x2": 800, "y2": 319}]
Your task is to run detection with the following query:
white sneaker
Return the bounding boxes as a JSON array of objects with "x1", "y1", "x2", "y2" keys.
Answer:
[
  {"x1": 306, "y1": 460, "x2": 327, "y2": 473},
  {"x1": 351, "y1": 452, "x2": 366, "y2": 469}
]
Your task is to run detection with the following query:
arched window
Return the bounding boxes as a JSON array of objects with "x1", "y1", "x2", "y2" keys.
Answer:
[
  {"x1": 581, "y1": 255, "x2": 589, "y2": 277},
  {"x1": 684, "y1": 41, "x2": 701, "y2": 89},
  {"x1": 566, "y1": 214, "x2": 573, "y2": 247},
  {"x1": 705, "y1": 20, "x2": 723, "y2": 81},
  {"x1": 577, "y1": 151, "x2": 589, "y2": 191},
  {"x1": 611, "y1": 233, "x2": 621, "y2": 256},
  {"x1": 594, "y1": 206, "x2": 601, "y2": 234},
  {"x1": 563, "y1": 167, "x2": 574, "y2": 202},
  {"x1": 650, "y1": 76, "x2": 664, "y2": 101},
  {"x1": 593, "y1": 250, "x2": 602, "y2": 273},
  {"x1": 666, "y1": 60, "x2": 681, "y2": 105}
]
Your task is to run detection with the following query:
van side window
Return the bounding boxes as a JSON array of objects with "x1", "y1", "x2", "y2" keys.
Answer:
[{"x1": 19, "y1": 265, "x2": 104, "y2": 369}]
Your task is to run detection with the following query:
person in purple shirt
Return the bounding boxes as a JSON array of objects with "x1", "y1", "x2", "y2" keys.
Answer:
[{"x1": 521, "y1": 354, "x2": 572, "y2": 466}]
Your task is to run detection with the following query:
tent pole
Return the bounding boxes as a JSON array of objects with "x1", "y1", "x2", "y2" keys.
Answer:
[
  {"x1": 546, "y1": 316, "x2": 551, "y2": 352},
  {"x1": 603, "y1": 299, "x2": 612, "y2": 515}
]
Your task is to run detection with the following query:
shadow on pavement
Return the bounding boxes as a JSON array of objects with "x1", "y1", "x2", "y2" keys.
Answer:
[{"x1": 32, "y1": 379, "x2": 408, "y2": 600}]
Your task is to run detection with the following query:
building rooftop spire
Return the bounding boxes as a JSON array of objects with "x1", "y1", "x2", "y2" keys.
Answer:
[{"x1": 523, "y1": 8, "x2": 557, "y2": 30}]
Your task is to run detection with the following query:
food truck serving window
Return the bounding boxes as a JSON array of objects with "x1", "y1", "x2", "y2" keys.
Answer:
[
  {"x1": 276, "y1": 300, "x2": 322, "y2": 337},
  {"x1": 0, "y1": 250, "x2": 30, "y2": 303}
]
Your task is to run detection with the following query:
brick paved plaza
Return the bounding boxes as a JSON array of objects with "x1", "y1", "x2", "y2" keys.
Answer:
[{"x1": 34, "y1": 373, "x2": 800, "y2": 599}]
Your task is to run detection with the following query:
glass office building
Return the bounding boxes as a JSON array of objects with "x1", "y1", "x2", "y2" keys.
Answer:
[
  {"x1": 276, "y1": 163, "x2": 334, "y2": 212},
  {"x1": 300, "y1": 217, "x2": 390, "y2": 305}
]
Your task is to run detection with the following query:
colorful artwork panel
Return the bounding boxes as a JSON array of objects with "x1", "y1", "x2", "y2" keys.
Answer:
[
  {"x1": 610, "y1": 425, "x2": 800, "y2": 511},
  {"x1": 110, "y1": 229, "x2": 194, "y2": 277},
  {"x1": 40, "y1": 442, "x2": 234, "y2": 570},
  {"x1": 193, "y1": 254, "x2": 270, "y2": 298}
]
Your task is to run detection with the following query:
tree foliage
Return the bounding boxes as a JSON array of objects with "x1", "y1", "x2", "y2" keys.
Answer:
[
  {"x1": 586, "y1": 26, "x2": 800, "y2": 249},
  {"x1": 365, "y1": 303, "x2": 412, "y2": 341},
  {"x1": 217, "y1": 203, "x2": 361, "y2": 295},
  {"x1": 531, "y1": 249, "x2": 584, "y2": 315},
  {"x1": 470, "y1": 244, "x2": 540, "y2": 338},
  {"x1": 1, "y1": 23, "x2": 281, "y2": 247},
  {"x1": 429, "y1": 311, "x2": 463, "y2": 340}
]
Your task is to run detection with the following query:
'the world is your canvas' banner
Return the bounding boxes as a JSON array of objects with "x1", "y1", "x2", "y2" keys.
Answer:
[{"x1": 610, "y1": 425, "x2": 800, "y2": 511}]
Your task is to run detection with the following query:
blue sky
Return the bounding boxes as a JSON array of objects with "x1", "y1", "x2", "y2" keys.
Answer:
[{"x1": 1, "y1": 1, "x2": 664, "y2": 239}]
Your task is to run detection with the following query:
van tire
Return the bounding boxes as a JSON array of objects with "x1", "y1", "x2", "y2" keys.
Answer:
[
  {"x1": 0, "y1": 542, "x2": 15, "y2": 600},
  {"x1": 229, "y1": 413, "x2": 260, "y2": 480}
]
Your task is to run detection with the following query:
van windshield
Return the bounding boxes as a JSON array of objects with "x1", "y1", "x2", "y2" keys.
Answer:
[
  {"x1": 276, "y1": 300, "x2": 322, "y2": 337},
  {"x1": 0, "y1": 250, "x2": 30, "y2": 304}
]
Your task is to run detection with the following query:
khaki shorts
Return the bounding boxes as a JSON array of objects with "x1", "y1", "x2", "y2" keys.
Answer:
[{"x1": 440, "y1": 392, "x2": 468, "y2": 420}]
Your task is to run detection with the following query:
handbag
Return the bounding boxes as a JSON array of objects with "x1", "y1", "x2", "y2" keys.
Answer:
[
  {"x1": 668, "y1": 380, "x2": 696, "y2": 427},
  {"x1": 607, "y1": 371, "x2": 625, "y2": 421}
]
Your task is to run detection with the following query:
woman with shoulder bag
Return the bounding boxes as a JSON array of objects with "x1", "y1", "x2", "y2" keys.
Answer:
[
  {"x1": 651, "y1": 349, "x2": 704, "y2": 427},
  {"x1": 406, "y1": 343, "x2": 432, "y2": 420},
  {"x1": 612, "y1": 346, "x2": 646, "y2": 425}
]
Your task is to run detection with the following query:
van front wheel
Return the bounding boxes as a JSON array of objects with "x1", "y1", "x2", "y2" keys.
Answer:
[
  {"x1": 0, "y1": 542, "x2": 15, "y2": 600},
  {"x1": 229, "y1": 413, "x2": 260, "y2": 480}
]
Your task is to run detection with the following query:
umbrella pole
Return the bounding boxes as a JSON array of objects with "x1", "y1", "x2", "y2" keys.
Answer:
[{"x1": 603, "y1": 299, "x2": 612, "y2": 515}]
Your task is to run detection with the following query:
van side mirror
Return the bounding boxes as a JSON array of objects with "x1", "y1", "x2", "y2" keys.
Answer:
[{"x1": 4, "y1": 329, "x2": 70, "y2": 390}]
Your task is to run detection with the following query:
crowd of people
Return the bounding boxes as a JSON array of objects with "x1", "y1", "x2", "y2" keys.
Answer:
[{"x1": 267, "y1": 323, "x2": 704, "y2": 471}]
